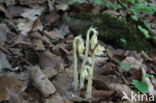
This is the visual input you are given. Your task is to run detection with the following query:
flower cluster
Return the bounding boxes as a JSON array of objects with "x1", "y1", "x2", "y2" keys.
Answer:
[{"x1": 73, "y1": 27, "x2": 105, "y2": 99}]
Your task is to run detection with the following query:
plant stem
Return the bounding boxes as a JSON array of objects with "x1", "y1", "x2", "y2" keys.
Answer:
[
  {"x1": 85, "y1": 66, "x2": 92, "y2": 99},
  {"x1": 73, "y1": 37, "x2": 83, "y2": 91},
  {"x1": 73, "y1": 38, "x2": 78, "y2": 91},
  {"x1": 85, "y1": 53, "x2": 95, "y2": 99},
  {"x1": 80, "y1": 28, "x2": 92, "y2": 88}
]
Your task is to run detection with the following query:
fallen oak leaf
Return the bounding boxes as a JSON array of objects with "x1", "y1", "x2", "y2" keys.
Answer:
[{"x1": 43, "y1": 30, "x2": 64, "y2": 41}]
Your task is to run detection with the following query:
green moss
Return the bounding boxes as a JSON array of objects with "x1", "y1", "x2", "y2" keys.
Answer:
[{"x1": 72, "y1": 12, "x2": 155, "y2": 54}]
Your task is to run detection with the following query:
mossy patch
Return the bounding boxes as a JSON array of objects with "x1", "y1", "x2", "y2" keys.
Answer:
[{"x1": 71, "y1": 12, "x2": 155, "y2": 54}]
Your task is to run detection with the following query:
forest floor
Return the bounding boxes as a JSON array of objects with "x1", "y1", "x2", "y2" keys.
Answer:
[{"x1": 0, "y1": 0, "x2": 156, "y2": 103}]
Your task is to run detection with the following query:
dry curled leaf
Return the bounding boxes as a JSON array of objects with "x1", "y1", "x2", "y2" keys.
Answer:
[
  {"x1": 29, "y1": 65, "x2": 56, "y2": 97},
  {"x1": 7, "y1": 6, "x2": 23, "y2": 17},
  {"x1": 21, "y1": 8, "x2": 43, "y2": 22},
  {"x1": 92, "y1": 90, "x2": 114, "y2": 102},
  {"x1": 55, "y1": 3, "x2": 69, "y2": 11},
  {"x1": 0, "y1": 23, "x2": 11, "y2": 42},
  {"x1": 0, "y1": 74, "x2": 27, "y2": 102},
  {"x1": 43, "y1": 30, "x2": 64, "y2": 40},
  {"x1": 0, "y1": 6, "x2": 12, "y2": 19},
  {"x1": 17, "y1": 19, "x2": 33, "y2": 36},
  {"x1": 0, "y1": 51, "x2": 12, "y2": 72},
  {"x1": 44, "y1": 92, "x2": 68, "y2": 103},
  {"x1": 31, "y1": 19, "x2": 43, "y2": 32},
  {"x1": 39, "y1": 51, "x2": 62, "y2": 70},
  {"x1": 34, "y1": 39, "x2": 45, "y2": 51},
  {"x1": 121, "y1": 56, "x2": 142, "y2": 71}
]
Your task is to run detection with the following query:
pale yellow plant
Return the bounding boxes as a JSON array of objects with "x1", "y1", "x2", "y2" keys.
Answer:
[
  {"x1": 73, "y1": 36, "x2": 85, "y2": 91},
  {"x1": 80, "y1": 27, "x2": 99, "y2": 88},
  {"x1": 73, "y1": 27, "x2": 105, "y2": 99}
]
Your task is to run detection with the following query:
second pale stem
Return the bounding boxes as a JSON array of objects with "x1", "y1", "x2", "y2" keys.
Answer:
[
  {"x1": 80, "y1": 29, "x2": 91, "y2": 88},
  {"x1": 85, "y1": 53, "x2": 95, "y2": 99}
]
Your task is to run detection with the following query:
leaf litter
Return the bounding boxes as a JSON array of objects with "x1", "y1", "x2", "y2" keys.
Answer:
[{"x1": 0, "y1": 0, "x2": 155, "y2": 103}]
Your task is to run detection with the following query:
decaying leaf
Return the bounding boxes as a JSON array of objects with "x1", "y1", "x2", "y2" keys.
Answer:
[
  {"x1": 13, "y1": 35, "x2": 32, "y2": 47},
  {"x1": 43, "y1": 30, "x2": 64, "y2": 40},
  {"x1": 39, "y1": 51, "x2": 62, "y2": 70},
  {"x1": 34, "y1": 39, "x2": 45, "y2": 51},
  {"x1": 21, "y1": 8, "x2": 44, "y2": 22},
  {"x1": 42, "y1": 69, "x2": 58, "y2": 79},
  {"x1": 44, "y1": 92, "x2": 67, "y2": 103},
  {"x1": 48, "y1": 0, "x2": 54, "y2": 11},
  {"x1": 52, "y1": 71, "x2": 73, "y2": 99},
  {"x1": 109, "y1": 83, "x2": 134, "y2": 99},
  {"x1": 0, "y1": 74, "x2": 27, "y2": 102},
  {"x1": 0, "y1": 51, "x2": 12, "y2": 72},
  {"x1": 0, "y1": 0, "x2": 155, "y2": 102},
  {"x1": 92, "y1": 90, "x2": 114, "y2": 102},
  {"x1": 17, "y1": 19, "x2": 33, "y2": 36},
  {"x1": 7, "y1": 91, "x2": 40, "y2": 103},
  {"x1": 4, "y1": 0, "x2": 16, "y2": 7},
  {"x1": 29, "y1": 65, "x2": 56, "y2": 97},
  {"x1": 0, "y1": 6, "x2": 12, "y2": 19},
  {"x1": 7, "y1": 6, "x2": 23, "y2": 17},
  {"x1": 45, "y1": 11, "x2": 60, "y2": 25},
  {"x1": 142, "y1": 68, "x2": 156, "y2": 95},
  {"x1": 121, "y1": 56, "x2": 143, "y2": 71},
  {"x1": 56, "y1": 3, "x2": 69, "y2": 11},
  {"x1": 31, "y1": 19, "x2": 43, "y2": 32},
  {"x1": 103, "y1": 10, "x2": 120, "y2": 17},
  {"x1": 19, "y1": 0, "x2": 43, "y2": 5},
  {"x1": 0, "y1": 23, "x2": 11, "y2": 42}
]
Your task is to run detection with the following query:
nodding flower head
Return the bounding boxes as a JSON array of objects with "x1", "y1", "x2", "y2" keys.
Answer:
[
  {"x1": 90, "y1": 33, "x2": 98, "y2": 50},
  {"x1": 74, "y1": 36, "x2": 85, "y2": 56},
  {"x1": 81, "y1": 67, "x2": 88, "y2": 81},
  {"x1": 94, "y1": 44, "x2": 105, "y2": 56},
  {"x1": 88, "y1": 26, "x2": 98, "y2": 35},
  {"x1": 77, "y1": 37, "x2": 85, "y2": 56}
]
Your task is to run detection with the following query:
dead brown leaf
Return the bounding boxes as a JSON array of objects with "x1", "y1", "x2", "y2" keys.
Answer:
[
  {"x1": 0, "y1": 6, "x2": 12, "y2": 19},
  {"x1": 0, "y1": 74, "x2": 27, "y2": 102},
  {"x1": 39, "y1": 51, "x2": 62, "y2": 70},
  {"x1": 109, "y1": 83, "x2": 134, "y2": 99},
  {"x1": 70, "y1": 3, "x2": 94, "y2": 13},
  {"x1": 121, "y1": 56, "x2": 142, "y2": 71},
  {"x1": 42, "y1": 69, "x2": 58, "y2": 79},
  {"x1": 0, "y1": 51, "x2": 12, "y2": 72},
  {"x1": 13, "y1": 35, "x2": 32, "y2": 47},
  {"x1": 52, "y1": 71, "x2": 73, "y2": 99},
  {"x1": 44, "y1": 92, "x2": 70, "y2": 103},
  {"x1": 29, "y1": 65, "x2": 56, "y2": 97},
  {"x1": 31, "y1": 19, "x2": 43, "y2": 32},
  {"x1": 17, "y1": 19, "x2": 33, "y2": 36},
  {"x1": 7, "y1": 6, "x2": 23, "y2": 17},
  {"x1": 43, "y1": 30, "x2": 64, "y2": 40},
  {"x1": 9, "y1": 48, "x2": 23, "y2": 57},
  {"x1": 45, "y1": 11, "x2": 59, "y2": 25},
  {"x1": 4, "y1": 0, "x2": 16, "y2": 7},
  {"x1": 151, "y1": 52, "x2": 156, "y2": 64},
  {"x1": 56, "y1": 3, "x2": 69, "y2": 11},
  {"x1": 34, "y1": 39, "x2": 45, "y2": 51},
  {"x1": 0, "y1": 23, "x2": 11, "y2": 42},
  {"x1": 92, "y1": 90, "x2": 114, "y2": 102}
]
